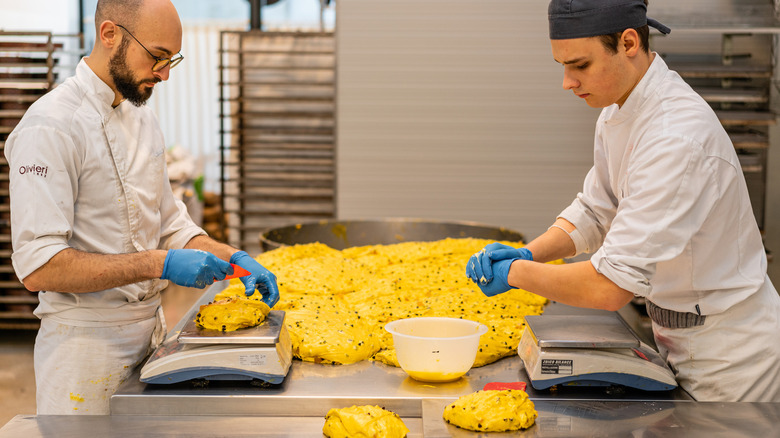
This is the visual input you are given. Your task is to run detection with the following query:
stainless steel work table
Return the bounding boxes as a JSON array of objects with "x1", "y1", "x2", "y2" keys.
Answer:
[
  {"x1": 107, "y1": 300, "x2": 689, "y2": 418},
  {"x1": 3, "y1": 401, "x2": 779, "y2": 437},
  {"x1": 6, "y1": 296, "x2": 776, "y2": 436},
  {"x1": 109, "y1": 354, "x2": 689, "y2": 416}
]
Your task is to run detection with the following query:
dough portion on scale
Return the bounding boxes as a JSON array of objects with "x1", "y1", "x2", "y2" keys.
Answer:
[{"x1": 195, "y1": 295, "x2": 271, "y2": 332}]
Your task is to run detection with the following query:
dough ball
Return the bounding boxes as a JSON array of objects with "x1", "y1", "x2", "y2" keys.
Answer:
[
  {"x1": 443, "y1": 389, "x2": 536, "y2": 432},
  {"x1": 323, "y1": 405, "x2": 409, "y2": 438},
  {"x1": 195, "y1": 296, "x2": 270, "y2": 331}
]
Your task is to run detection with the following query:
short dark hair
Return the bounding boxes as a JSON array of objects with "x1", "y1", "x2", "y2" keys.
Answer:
[
  {"x1": 598, "y1": 25, "x2": 650, "y2": 54},
  {"x1": 598, "y1": 0, "x2": 651, "y2": 54}
]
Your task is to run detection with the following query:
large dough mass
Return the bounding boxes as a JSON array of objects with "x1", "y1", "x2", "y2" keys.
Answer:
[{"x1": 216, "y1": 238, "x2": 552, "y2": 366}]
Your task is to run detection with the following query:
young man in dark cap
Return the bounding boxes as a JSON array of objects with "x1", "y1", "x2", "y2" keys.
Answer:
[{"x1": 466, "y1": 0, "x2": 780, "y2": 401}]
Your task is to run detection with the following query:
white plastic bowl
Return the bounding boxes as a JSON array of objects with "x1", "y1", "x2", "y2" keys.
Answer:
[{"x1": 385, "y1": 317, "x2": 488, "y2": 382}]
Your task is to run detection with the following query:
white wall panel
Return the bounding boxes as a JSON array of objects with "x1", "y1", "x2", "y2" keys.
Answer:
[
  {"x1": 336, "y1": 0, "x2": 599, "y2": 242},
  {"x1": 148, "y1": 22, "x2": 244, "y2": 193},
  {"x1": 0, "y1": 1, "x2": 79, "y2": 34}
]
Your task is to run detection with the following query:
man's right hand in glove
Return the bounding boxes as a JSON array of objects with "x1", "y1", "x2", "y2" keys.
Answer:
[{"x1": 161, "y1": 249, "x2": 232, "y2": 289}]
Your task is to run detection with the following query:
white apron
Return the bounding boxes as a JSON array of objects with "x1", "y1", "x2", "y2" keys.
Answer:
[
  {"x1": 652, "y1": 276, "x2": 780, "y2": 402},
  {"x1": 34, "y1": 307, "x2": 167, "y2": 415}
]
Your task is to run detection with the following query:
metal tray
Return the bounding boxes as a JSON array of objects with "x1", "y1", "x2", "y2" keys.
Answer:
[
  {"x1": 177, "y1": 310, "x2": 285, "y2": 345},
  {"x1": 259, "y1": 217, "x2": 525, "y2": 251},
  {"x1": 526, "y1": 314, "x2": 640, "y2": 349}
]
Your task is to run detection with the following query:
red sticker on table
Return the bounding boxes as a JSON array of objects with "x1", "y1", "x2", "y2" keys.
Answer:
[{"x1": 483, "y1": 381, "x2": 527, "y2": 391}]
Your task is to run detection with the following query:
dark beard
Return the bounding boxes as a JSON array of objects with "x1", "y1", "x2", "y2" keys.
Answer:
[{"x1": 109, "y1": 39, "x2": 159, "y2": 107}]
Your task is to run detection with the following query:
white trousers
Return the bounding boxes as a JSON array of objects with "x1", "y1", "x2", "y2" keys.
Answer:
[
  {"x1": 653, "y1": 276, "x2": 780, "y2": 402},
  {"x1": 34, "y1": 308, "x2": 166, "y2": 414}
]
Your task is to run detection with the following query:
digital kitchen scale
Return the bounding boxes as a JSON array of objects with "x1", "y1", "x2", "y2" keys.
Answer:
[
  {"x1": 518, "y1": 314, "x2": 677, "y2": 391},
  {"x1": 140, "y1": 284, "x2": 293, "y2": 385}
]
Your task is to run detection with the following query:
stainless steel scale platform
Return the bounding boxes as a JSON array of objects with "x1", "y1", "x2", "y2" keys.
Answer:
[
  {"x1": 139, "y1": 283, "x2": 293, "y2": 385},
  {"x1": 519, "y1": 314, "x2": 677, "y2": 391}
]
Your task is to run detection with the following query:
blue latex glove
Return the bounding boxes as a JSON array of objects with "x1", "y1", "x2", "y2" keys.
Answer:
[
  {"x1": 230, "y1": 251, "x2": 280, "y2": 307},
  {"x1": 466, "y1": 243, "x2": 533, "y2": 285},
  {"x1": 465, "y1": 243, "x2": 533, "y2": 297},
  {"x1": 473, "y1": 259, "x2": 516, "y2": 297},
  {"x1": 161, "y1": 249, "x2": 232, "y2": 289}
]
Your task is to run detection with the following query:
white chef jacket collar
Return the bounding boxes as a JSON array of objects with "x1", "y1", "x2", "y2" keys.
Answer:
[
  {"x1": 605, "y1": 52, "x2": 666, "y2": 125},
  {"x1": 76, "y1": 57, "x2": 120, "y2": 115}
]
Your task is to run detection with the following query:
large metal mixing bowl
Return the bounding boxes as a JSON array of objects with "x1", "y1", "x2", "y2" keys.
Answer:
[{"x1": 259, "y1": 218, "x2": 524, "y2": 251}]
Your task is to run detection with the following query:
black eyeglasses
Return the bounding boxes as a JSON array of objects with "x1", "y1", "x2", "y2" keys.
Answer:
[{"x1": 116, "y1": 24, "x2": 183, "y2": 72}]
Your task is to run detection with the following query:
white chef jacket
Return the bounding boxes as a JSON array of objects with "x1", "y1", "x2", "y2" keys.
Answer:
[
  {"x1": 559, "y1": 54, "x2": 767, "y2": 316},
  {"x1": 5, "y1": 58, "x2": 205, "y2": 326},
  {"x1": 557, "y1": 54, "x2": 780, "y2": 402}
]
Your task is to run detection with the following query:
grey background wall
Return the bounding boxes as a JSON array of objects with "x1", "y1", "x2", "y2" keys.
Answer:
[{"x1": 335, "y1": 0, "x2": 600, "y2": 244}]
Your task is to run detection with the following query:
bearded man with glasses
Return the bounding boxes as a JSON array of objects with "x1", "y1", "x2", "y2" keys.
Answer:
[
  {"x1": 4, "y1": 0, "x2": 280, "y2": 414},
  {"x1": 110, "y1": 23, "x2": 182, "y2": 106}
]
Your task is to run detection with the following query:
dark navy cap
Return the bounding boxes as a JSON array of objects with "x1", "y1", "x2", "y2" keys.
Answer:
[{"x1": 549, "y1": 0, "x2": 671, "y2": 40}]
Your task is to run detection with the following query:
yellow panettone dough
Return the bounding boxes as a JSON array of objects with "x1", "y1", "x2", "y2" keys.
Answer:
[
  {"x1": 195, "y1": 296, "x2": 270, "y2": 331},
  {"x1": 323, "y1": 405, "x2": 409, "y2": 438},
  {"x1": 443, "y1": 389, "x2": 537, "y2": 432},
  {"x1": 371, "y1": 348, "x2": 399, "y2": 367},
  {"x1": 252, "y1": 238, "x2": 553, "y2": 368},
  {"x1": 286, "y1": 306, "x2": 379, "y2": 364}
]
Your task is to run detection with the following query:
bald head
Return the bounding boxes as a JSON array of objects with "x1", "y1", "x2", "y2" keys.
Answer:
[
  {"x1": 88, "y1": 0, "x2": 183, "y2": 107},
  {"x1": 92, "y1": 0, "x2": 182, "y2": 60},
  {"x1": 95, "y1": 0, "x2": 181, "y2": 33},
  {"x1": 95, "y1": 0, "x2": 144, "y2": 31}
]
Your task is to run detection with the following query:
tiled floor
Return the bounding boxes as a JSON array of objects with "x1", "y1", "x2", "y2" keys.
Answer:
[
  {"x1": 0, "y1": 328, "x2": 36, "y2": 426},
  {"x1": 0, "y1": 284, "x2": 201, "y2": 427}
]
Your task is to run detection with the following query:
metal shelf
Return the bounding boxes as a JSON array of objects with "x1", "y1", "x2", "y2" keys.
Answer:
[
  {"x1": 716, "y1": 111, "x2": 776, "y2": 127},
  {"x1": 653, "y1": 0, "x2": 780, "y2": 34},
  {"x1": 219, "y1": 31, "x2": 337, "y2": 254},
  {"x1": 696, "y1": 87, "x2": 768, "y2": 104},
  {"x1": 672, "y1": 64, "x2": 772, "y2": 79},
  {"x1": 0, "y1": 31, "x2": 83, "y2": 329},
  {"x1": 729, "y1": 132, "x2": 769, "y2": 150},
  {"x1": 655, "y1": 4, "x2": 777, "y2": 235}
]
